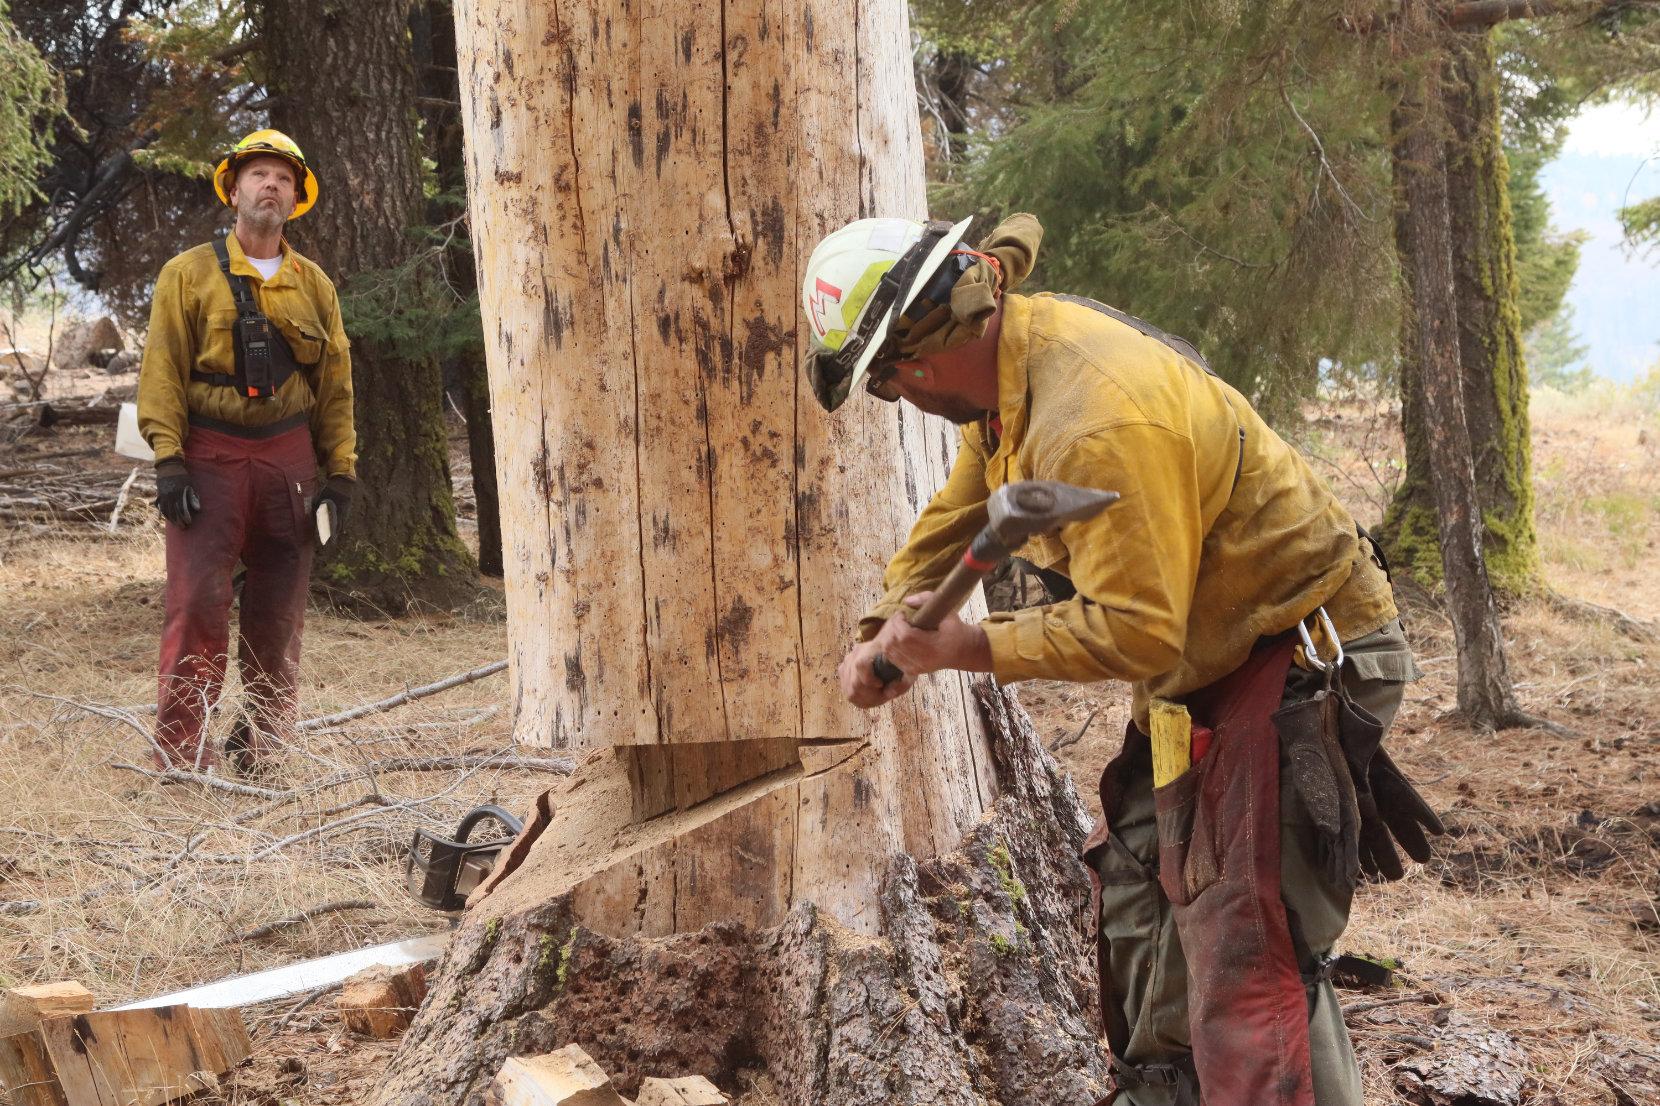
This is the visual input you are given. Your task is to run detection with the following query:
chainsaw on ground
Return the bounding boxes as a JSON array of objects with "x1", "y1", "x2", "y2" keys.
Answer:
[{"x1": 405, "y1": 804, "x2": 523, "y2": 911}]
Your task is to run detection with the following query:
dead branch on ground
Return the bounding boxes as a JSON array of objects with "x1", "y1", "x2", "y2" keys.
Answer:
[
  {"x1": 295, "y1": 660, "x2": 508, "y2": 730},
  {"x1": 222, "y1": 899, "x2": 378, "y2": 946}
]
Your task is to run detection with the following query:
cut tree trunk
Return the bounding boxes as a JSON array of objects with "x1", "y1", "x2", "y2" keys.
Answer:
[
  {"x1": 1391, "y1": 6, "x2": 1522, "y2": 731},
  {"x1": 265, "y1": 0, "x2": 476, "y2": 613},
  {"x1": 373, "y1": 684, "x2": 1109, "y2": 1104},
  {"x1": 1382, "y1": 28, "x2": 1537, "y2": 593},
  {"x1": 371, "y1": 0, "x2": 1110, "y2": 1102}
]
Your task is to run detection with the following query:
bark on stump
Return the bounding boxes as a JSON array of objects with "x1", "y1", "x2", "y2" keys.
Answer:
[{"x1": 373, "y1": 681, "x2": 1109, "y2": 1105}]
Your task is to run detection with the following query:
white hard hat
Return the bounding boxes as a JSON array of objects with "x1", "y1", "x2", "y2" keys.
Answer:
[{"x1": 801, "y1": 215, "x2": 973, "y2": 411}]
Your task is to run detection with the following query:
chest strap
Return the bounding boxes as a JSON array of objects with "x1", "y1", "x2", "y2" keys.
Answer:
[
  {"x1": 1051, "y1": 293, "x2": 1247, "y2": 493},
  {"x1": 196, "y1": 237, "x2": 311, "y2": 400}
]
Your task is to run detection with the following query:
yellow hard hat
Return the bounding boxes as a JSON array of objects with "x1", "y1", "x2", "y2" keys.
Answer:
[{"x1": 213, "y1": 129, "x2": 318, "y2": 219}]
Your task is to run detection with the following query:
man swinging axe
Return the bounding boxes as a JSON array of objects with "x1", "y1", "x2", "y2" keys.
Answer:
[
  {"x1": 137, "y1": 130, "x2": 356, "y2": 778},
  {"x1": 800, "y1": 211, "x2": 1445, "y2": 1106}
]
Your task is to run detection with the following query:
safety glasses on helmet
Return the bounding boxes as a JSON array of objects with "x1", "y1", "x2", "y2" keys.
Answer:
[
  {"x1": 803, "y1": 221, "x2": 957, "y2": 408},
  {"x1": 850, "y1": 247, "x2": 1003, "y2": 405}
]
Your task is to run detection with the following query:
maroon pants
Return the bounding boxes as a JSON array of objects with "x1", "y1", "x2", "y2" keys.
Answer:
[
  {"x1": 154, "y1": 423, "x2": 318, "y2": 769},
  {"x1": 1087, "y1": 638, "x2": 1312, "y2": 1106}
]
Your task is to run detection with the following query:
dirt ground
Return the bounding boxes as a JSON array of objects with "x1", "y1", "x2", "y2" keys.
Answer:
[{"x1": 2, "y1": 385, "x2": 1658, "y2": 1105}]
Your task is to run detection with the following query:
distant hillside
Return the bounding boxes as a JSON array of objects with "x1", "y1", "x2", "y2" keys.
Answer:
[{"x1": 1539, "y1": 149, "x2": 1660, "y2": 383}]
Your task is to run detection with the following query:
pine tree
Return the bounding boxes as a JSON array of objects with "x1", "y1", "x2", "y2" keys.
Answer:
[
  {"x1": 0, "y1": 0, "x2": 62, "y2": 218},
  {"x1": 262, "y1": 0, "x2": 476, "y2": 612}
]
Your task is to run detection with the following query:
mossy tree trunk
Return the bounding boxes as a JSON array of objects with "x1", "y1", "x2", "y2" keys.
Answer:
[
  {"x1": 264, "y1": 0, "x2": 477, "y2": 613},
  {"x1": 1382, "y1": 27, "x2": 1538, "y2": 593},
  {"x1": 369, "y1": 0, "x2": 1111, "y2": 1100},
  {"x1": 1390, "y1": 2, "x2": 1531, "y2": 731}
]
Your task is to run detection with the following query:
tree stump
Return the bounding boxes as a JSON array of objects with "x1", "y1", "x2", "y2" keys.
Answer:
[
  {"x1": 372, "y1": 681, "x2": 1109, "y2": 1105},
  {"x1": 379, "y1": 1, "x2": 1114, "y2": 1101}
]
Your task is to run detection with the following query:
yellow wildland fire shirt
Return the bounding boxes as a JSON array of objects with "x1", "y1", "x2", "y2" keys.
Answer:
[
  {"x1": 138, "y1": 233, "x2": 357, "y2": 479},
  {"x1": 860, "y1": 292, "x2": 1398, "y2": 730}
]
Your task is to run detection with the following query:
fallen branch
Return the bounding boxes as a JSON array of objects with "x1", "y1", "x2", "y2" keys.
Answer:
[
  {"x1": 245, "y1": 767, "x2": 483, "y2": 861},
  {"x1": 295, "y1": 659, "x2": 508, "y2": 730},
  {"x1": 1545, "y1": 589, "x2": 1658, "y2": 643},
  {"x1": 272, "y1": 981, "x2": 344, "y2": 1033},
  {"x1": 258, "y1": 752, "x2": 570, "y2": 814},
  {"x1": 1049, "y1": 708, "x2": 1098, "y2": 754},
  {"x1": 107, "y1": 465, "x2": 141, "y2": 532},
  {"x1": 359, "y1": 754, "x2": 572, "y2": 776},
  {"x1": 223, "y1": 899, "x2": 378, "y2": 946},
  {"x1": 1342, "y1": 991, "x2": 1444, "y2": 1019},
  {"x1": 110, "y1": 762, "x2": 292, "y2": 800},
  {"x1": 8, "y1": 687, "x2": 170, "y2": 764}
]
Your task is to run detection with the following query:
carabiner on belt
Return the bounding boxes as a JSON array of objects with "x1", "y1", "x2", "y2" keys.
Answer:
[{"x1": 1297, "y1": 606, "x2": 1345, "y2": 672}]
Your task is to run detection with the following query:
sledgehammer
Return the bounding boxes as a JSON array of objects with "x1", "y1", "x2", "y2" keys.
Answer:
[{"x1": 872, "y1": 480, "x2": 1119, "y2": 685}]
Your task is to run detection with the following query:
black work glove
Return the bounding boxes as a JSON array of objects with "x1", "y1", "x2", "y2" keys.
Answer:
[
  {"x1": 1276, "y1": 689, "x2": 1361, "y2": 890},
  {"x1": 154, "y1": 459, "x2": 202, "y2": 528},
  {"x1": 1335, "y1": 693, "x2": 1447, "y2": 882},
  {"x1": 310, "y1": 475, "x2": 354, "y2": 542}
]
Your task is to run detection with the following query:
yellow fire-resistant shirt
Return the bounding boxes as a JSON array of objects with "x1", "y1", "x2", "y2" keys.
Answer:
[
  {"x1": 137, "y1": 232, "x2": 357, "y2": 479},
  {"x1": 860, "y1": 292, "x2": 1398, "y2": 730}
]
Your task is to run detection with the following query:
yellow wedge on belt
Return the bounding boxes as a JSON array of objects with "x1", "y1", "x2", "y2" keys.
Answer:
[{"x1": 1149, "y1": 698, "x2": 1192, "y2": 788}]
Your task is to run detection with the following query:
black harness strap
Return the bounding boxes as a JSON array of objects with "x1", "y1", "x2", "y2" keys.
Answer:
[
  {"x1": 187, "y1": 411, "x2": 309, "y2": 439},
  {"x1": 1051, "y1": 293, "x2": 1247, "y2": 494},
  {"x1": 199, "y1": 237, "x2": 310, "y2": 400}
]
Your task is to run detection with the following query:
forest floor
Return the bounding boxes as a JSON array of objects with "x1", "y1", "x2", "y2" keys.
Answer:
[{"x1": 1, "y1": 384, "x2": 1657, "y2": 1105}]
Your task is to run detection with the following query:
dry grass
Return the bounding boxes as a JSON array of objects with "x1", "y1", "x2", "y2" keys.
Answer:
[
  {"x1": 3, "y1": 388, "x2": 1658, "y2": 1103},
  {"x1": 0, "y1": 426, "x2": 534, "y2": 1020}
]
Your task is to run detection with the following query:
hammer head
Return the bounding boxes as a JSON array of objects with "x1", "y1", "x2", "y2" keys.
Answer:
[{"x1": 985, "y1": 480, "x2": 1119, "y2": 552}]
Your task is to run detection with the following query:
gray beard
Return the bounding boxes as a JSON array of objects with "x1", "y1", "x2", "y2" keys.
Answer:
[{"x1": 237, "y1": 203, "x2": 286, "y2": 238}]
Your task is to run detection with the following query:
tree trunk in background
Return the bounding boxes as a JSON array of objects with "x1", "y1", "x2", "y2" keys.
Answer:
[
  {"x1": 371, "y1": 1, "x2": 1109, "y2": 1102},
  {"x1": 414, "y1": 0, "x2": 503, "y2": 577},
  {"x1": 264, "y1": 0, "x2": 476, "y2": 613},
  {"x1": 457, "y1": 347, "x2": 502, "y2": 576},
  {"x1": 1391, "y1": 9, "x2": 1521, "y2": 731},
  {"x1": 1383, "y1": 28, "x2": 1537, "y2": 593}
]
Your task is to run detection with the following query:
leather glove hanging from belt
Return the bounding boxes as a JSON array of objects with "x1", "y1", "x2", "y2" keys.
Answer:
[
  {"x1": 1335, "y1": 693, "x2": 1445, "y2": 881},
  {"x1": 1276, "y1": 610, "x2": 1445, "y2": 889},
  {"x1": 154, "y1": 459, "x2": 202, "y2": 528}
]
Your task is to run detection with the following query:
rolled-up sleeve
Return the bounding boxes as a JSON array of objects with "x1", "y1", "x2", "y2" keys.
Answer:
[{"x1": 981, "y1": 422, "x2": 1202, "y2": 684}]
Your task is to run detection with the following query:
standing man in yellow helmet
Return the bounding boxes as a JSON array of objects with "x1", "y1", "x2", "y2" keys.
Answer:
[
  {"x1": 801, "y1": 212, "x2": 1444, "y2": 1106},
  {"x1": 137, "y1": 129, "x2": 356, "y2": 777}
]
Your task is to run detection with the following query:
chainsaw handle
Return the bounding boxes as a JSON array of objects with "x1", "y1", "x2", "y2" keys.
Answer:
[{"x1": 455, "y1": 804, "x2": 523, "y2": 842}]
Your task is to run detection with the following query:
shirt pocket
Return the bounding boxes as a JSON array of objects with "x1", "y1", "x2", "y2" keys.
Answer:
[
  {"x1": 274, "y1": 312, "x2": 329, "y2": 366},
  {"x1": 197, "y1": 308, "x2": 240, "y2": 378}
]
